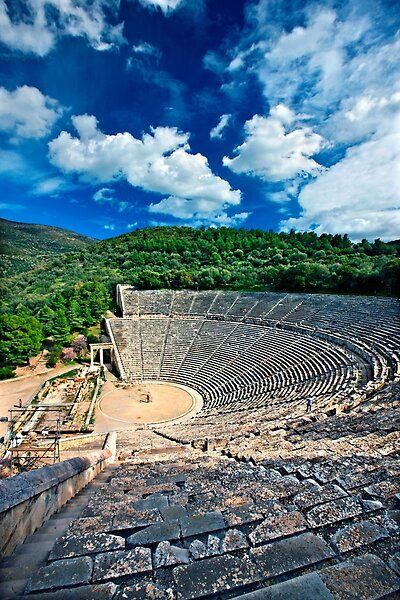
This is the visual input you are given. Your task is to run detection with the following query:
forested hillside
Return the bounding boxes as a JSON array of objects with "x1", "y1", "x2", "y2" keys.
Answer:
[{"x1": 0, "y1": 225, "x2": 399, "y2": 373}]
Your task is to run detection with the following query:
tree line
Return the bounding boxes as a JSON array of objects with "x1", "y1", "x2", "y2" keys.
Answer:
[{"x1": 0, "y1": 226, "x2": 399, "y2": 374}]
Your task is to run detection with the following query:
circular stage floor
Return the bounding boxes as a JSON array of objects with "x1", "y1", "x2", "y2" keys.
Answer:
[{"x1": 95, "y1": 380, "x2": 202, "y2": 431}]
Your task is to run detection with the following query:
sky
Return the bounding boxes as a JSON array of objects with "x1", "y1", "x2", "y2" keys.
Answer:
[{"x1": 0, "y1": 0, "x2": 399, "y2": 241}]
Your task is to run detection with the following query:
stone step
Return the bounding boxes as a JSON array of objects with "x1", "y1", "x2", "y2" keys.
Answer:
[{"x1": 233, "y1": 572, "x2": 334, "y2": 599}]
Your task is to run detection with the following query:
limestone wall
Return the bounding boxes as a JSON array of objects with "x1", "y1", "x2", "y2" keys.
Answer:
[{"x1": 0, "y1": 431, "x2": 117, "y2": 558}]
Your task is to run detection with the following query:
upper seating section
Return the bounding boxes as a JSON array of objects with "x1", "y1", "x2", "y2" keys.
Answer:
[{"x1": 118, "y1": 287, "x2": 400, "y2": 365}]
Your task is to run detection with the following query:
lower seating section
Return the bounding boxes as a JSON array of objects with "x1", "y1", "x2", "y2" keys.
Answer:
[
  {"x1": 108, "y1": 317, "x2": 357, "y2": 411},
  {"x1": 21, "y1": 426, "x2": 400, "y2": 598}
]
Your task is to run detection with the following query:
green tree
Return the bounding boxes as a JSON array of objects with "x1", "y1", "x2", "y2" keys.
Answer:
[{"x1": 0, "y1": 313, "x2": 43, "y2": 366}]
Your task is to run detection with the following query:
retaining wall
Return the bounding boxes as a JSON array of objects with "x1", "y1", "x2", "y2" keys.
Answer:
[{"x1": 0, "y1": 432, "x2": 117, "y2": 558}]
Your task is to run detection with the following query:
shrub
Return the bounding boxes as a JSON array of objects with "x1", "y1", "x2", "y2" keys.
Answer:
[{"x1": 0, "y1": 366, "x2": 15, "y2": 380}]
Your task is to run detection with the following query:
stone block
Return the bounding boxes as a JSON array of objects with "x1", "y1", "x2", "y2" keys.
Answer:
[
  {"x1": 26, "y1": 556, "x2": 93, "y2": 593},
  {"x1": 188, "y1": 539, "x2": 207, "y2": 560},
  {"x1": 331, "y1": 520, "x2": 389, "y2": 554},
  {"x1": 306, "y1": 497, "x2": 362, "y2": 528},
  {"x1": 319, "y1": 553, "x2": 400, "y2": 599},
  {"x1": 116, "y1": 582, "x2": 168, "y2": 599},
  {"x1": 154, "y1": 541, "x2": 190, "y2": 568},
  {"x1": 25, "y1": 582, "x2": 119, "y2": 599},
  {"x1": 93, "y1": 547, "x2": 152, "y2": 581},
  {"x1": 294, "y1": 480, "x2": 347, "y2": 510},
  {"x1": 180, "y1": 511, "x2": 225, "y2": 538},
  {"x1": 250, "y1": 533, "x2": 335, "y2": 579},
  {"x1": 234, "y1": 572, "x2": 334, "y2": 599},
  {"x1": 173, "y1": 553, "x2": 258, "y2": 599},
  {"x1": 160, "y1": 505, "x2": 188, "y2": 522},
  {"x1": 249, "y1": 511, "x2": 307, "y2": 545},
  {"x1": 49, "y1": 532, "x2": 125, "y2": 560},
  {"x1": 221, "y1": 528, "x2": 248, "y2": 552},
  {"x1": 133, "y1": 494, "x2": 169, "y2": 512},
  {"x1": 389, "y1": 552, "x2": 400, "y2": 576},
  {"x1": 112, "y1": 508, "x2": 162, "y2": 531},
  {"x1": 126, "y1": 521, "x2": 180, "y2": 547},
  {"x1": 223, "y1": 505, "x2": 263, "y2": 527}
]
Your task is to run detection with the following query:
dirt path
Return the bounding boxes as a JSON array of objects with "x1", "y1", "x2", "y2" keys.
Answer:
[{"x1": 0, "y1": 365, "x2": 78, "y2": 437}]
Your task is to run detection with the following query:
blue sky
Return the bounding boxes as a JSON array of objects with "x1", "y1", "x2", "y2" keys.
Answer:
[{"x1": 0, "y1": 0, "x2": 399, "y2": 240}]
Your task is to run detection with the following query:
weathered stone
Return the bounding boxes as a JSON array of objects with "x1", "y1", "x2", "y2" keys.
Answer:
[
  {"x1": 306, "y1": 496, "x2": 362, "y2": 528},
  {"x1": 66, "y1": 516, "x2": 113, "y2": 536},
  {"x1": 319, "y1": 553, "x2": 400, "y2": 599},
  {"x1": 117, "y1": 582, "x2": 171, "y2": 599},
  {"x1": 26, "y1": 582, "x2": 119, "y2": 599},
  {"x1": 249, "y1": 511, "x2": 307, "y2": 545},
  {"x1": 154, "y1": 541, "x2": 190, "y2": 568},
  {"x1": 93, "y1": 547, "x2": 152, "y2": 581},
  {"x1": 112, "y1": 508, "x2": 162, "y2": 531},
  {"x1": 294, "y1": 480, "x2": 347, "y2": 509},
  {"x1": 389, "y1": 552, "x2": 400, "y2": 576},
  {"x1": 223, "y1": 505, "x2": 263, "y2": 527},
  {"x1": 160, "y1": 505, "x2": 188, "y2": 522},
  {"x1": 49, "y1": 532, "x2": 125, "y2": 560},
  {"x1": 221, "y1": 528, "x2": 248, "y2": 552},
  {"x1": 207, "y1": 534, "x2": 221, "y2": 556},
  {"x1": 134, "y1": 494, "x2": 169, "y2": 512},
  {"x1": 250, "y1": 533, "x2": 335, "y2": 579},
  {"x1": 126, "y1": 521, "x2": 180, "y2": 547},
  {"x1": 364, "y1": 479, "x2": 400, "y2": 502},
  {"x1": 173, "y1": 553, "x2": 258, "y2": 599},
  {"x1": 180, "y1": 511, "x2": 225, "y2": 538},
  {"x1": 332, "y1": 520, "x2": 389, "y2": 554},
  {"x1": 26, "y1": 556, "x2": 93, "y2": 593},
  {"x1": 234, "y1": 572, "x2": 334, "y2": 599},
  {"x1": 188, "y1": 539, "x2": 207, "y2": 560},
  {"x1": 361, "y1": 499, "x2": 384, "y2": 513}
]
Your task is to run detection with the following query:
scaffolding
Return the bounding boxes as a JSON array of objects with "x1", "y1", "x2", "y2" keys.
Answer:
[{"x1": 8, "y1": 406, "x2": 61, "y2": 474}]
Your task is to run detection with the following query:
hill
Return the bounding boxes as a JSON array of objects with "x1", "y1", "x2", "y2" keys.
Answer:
[
  {"x1": 0, "y1": 223, "x2": 399, "y2": 369},
  {"x1": 0, "y1": 218, "x2": 95, "y2": 256}
]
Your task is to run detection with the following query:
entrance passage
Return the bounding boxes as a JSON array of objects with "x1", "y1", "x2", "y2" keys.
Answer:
[{"x1": 95, "y1": 380, "x2": 201, "y2": 431}]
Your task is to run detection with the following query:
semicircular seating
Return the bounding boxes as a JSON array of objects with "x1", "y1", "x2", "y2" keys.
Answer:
[{"x1": 106, "y1": 288, "x2": 400, "y2": 416}]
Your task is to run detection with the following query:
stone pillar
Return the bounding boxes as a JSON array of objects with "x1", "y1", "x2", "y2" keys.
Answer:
[
  {"x1": 100, "y1": 348, "x2": 104, "y2": 366},
  {"x1": 90, "y1": 346, "x2": 94, "y2": 369}
]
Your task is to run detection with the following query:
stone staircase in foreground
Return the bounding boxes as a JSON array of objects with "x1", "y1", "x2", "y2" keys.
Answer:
[{"x1": 0, "y1": 428, "x2": 399, "y2": 599}]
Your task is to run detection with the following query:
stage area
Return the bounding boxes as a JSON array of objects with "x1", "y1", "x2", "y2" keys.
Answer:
[{"x1": 94, "y1": 380, "x2": 202, "y2": 431}]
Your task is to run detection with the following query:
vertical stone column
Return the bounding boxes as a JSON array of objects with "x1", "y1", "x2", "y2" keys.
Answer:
[
  {"x1": 90, "y1": 346, "x2": 94, "y2": 369},
  {"x1": 100, "y1": 347, "x2": 104, "y2": 366}
]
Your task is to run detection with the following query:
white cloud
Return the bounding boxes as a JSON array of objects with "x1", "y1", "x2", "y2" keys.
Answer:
[
  {"x1": 210, "y1": 114, "x2": 231, "y2": 140},
  {"x1": 281, "y1": 132, "x2": 400, "y2": 241},
  {"x1": 127, "y1": 222, "x2": 138, "y2": 228},
  {"x1": 223, "y1": 105, "x2": 324, "y2": 182},
  {"x1": 131, "y1": 42, "x2": 160, "y2": 57},
  {"x1": 93, "y1": 187, "x2": 114, "y2": 203},
  {"x1": 0, "y1": 85, "x2": 61, "y2": 139},
  {"x1": 93, "y1": 187, "x2": 130, "y2": 212},
  {"x1": 49, "y1": 115, "x2": 242, "y2": 224},
  {"x1": 104, "y1": 223, "x2": 116, "y2": 231},
  {"x1": 0, "y1": 0, "x2": 125, "y2": 56},
  {"x1": 32, "y1": 177, "x2": 75, "y2": 196},
  {"x1": 137, "y1": 0, "x2": 184, "y2": 15}
]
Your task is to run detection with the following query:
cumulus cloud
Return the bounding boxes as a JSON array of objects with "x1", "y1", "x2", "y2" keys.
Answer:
[
  {"x1": 218, "y1": 1, "x2": 400, "y2": 238},
  {"x1": 0, "y1": 0, "x2": 125, "y2": 56},
  {"x1": 49, "y1": 115, "x2": 242, "y2": 224},
  {"x1": 223, "y1": 105, "x2": 324, "y2": 182},
  {"x1": 210, "y1": 114, "x2": 231, "y2": 140},
  {"x1": 0, "y1": 85, "x2": 62, "y2": 139},
  {"x1": 281, "y1": 132, "x2": 400, "y2": 241}
]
